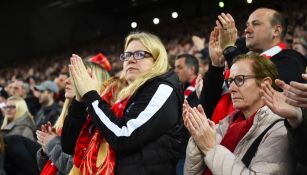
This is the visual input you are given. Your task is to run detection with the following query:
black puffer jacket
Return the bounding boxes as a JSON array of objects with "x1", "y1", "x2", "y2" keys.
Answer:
[{"x1": 62, "y1": 71, "x2": 185, "y2": 175}]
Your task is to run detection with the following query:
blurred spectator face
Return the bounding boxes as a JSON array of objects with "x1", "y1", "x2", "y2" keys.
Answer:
[
  {"x1": 64, "y1": 77, "x2": 75, "y2": 99},
  {"x1": 38, "y1": 90, "x2": 52, "y2": 106},
  {"x1": 175, "y1": 57, "x2": 194, "y2": 83},
  {"x1": 6, "y1": 82, "x2": 14, "y2": 96},
  {"x1": 11, "y1": 80, "x2": 26, "y2": 98},
  {"x1": 122, "y1": 40, "x2": 155, "y2": 84},
  {"x1": 3, "y1": 100, "x2": 16, "y2": 122},
  {"x1": 245, "y1": 9, "x2": 276, "y2": 52},
  {"x1": 292, "y1": 37, "x2": 307, "y2": 56},
  {"x1": 54, "y1": 74, "x2": 68, "y2": 90}
]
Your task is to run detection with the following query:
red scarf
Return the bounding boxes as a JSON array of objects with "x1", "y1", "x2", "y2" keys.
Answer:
[
  {"x1": 204, "y1": 112, "x2": 256, "y2": 175},
  {"x1": 72, "y1": 90, "x2": 129, "y2": 175},
  {"x1": 211, "y1": 43, "x2": 286, "y2": 124},
  {"x1": 184, "y1": 77, "x2": 197, "y2": 99}
]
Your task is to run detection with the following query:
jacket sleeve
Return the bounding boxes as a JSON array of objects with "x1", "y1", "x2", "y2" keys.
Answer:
[
  {"x1": 61, "y1": 99, "x2": 87, "y2": 155},
  {"x1": 286, "y1": 109, "x2": 307, "y2": 165},
  {"x1": 271, "y1": 50, "x2": 307, "y2": 84},
  {"x1": 204, "y1": 122, "x2": 295, "y2": 175},
  {"x1": 46, "y1": 136, "x2": 73, "y2": 174},
  {"x1": 199, "y1": 64, "x2": 225, "y2": 118},
  {"x1": 184, "y1": 138, "x2": 205, "y2": 175},
  {"x1": 36, "y1": 148, "x2": 49, "y2": 171},
  {"x1": 82, "y1": 81, "x2": 180, "y2": 153}
]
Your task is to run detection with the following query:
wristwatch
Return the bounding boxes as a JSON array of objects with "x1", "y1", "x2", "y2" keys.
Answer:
[
  {"x1": 223, "y1": 45, "x2": 238, "y2": 65},
  {"x1": 223, "y1": 45, "x2": 237, "y2": 56}
]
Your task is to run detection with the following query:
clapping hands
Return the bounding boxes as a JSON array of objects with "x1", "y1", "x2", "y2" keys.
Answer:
[{"x1": 183, "y1": 100, "x2": 216, "y2": 154}]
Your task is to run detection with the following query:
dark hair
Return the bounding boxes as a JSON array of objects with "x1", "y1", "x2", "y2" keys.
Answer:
[
  {"x1": 176, "y1": 54, "x2": 199, "y2": 75},
  {"x1": 232, "y1": 54, "x2": 278, "y2": 89},
  {"x1": 271, "y1": 11, "x2": 287, "y2": 39}
]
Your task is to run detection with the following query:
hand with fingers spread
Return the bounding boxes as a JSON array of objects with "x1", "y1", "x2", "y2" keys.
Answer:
[
  {"x1": 69, "y1": 54, "x2": 99, "y2": 97},
  {"x1": 195, "y1": 74, "x2": 203, "y2": 99},
  {"x1": 209, "y1": 26, "x2": 224, "y2": 67},
  {"x1": 183, "y1": 100, "x2": 216, "y2": 154},
  {"x1": 275, "y1": 74, "x2": 307, "y2": 108},
  {"x1": 216, "y1": 13, "x2": 238, "y2": 51},
  {"x1": 261, "y1": 81, "x2": 303, "y2": 127}
]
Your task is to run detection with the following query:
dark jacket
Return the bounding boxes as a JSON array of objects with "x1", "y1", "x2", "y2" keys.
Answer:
[
  {"x1": 286, "y1": 109, "x2": 307, "y2": 174},
  {"x1": 4, "y1": 135, "x2": 40, "y2": 175},
  {"x1": 35, "y1": 102, "x2": 61, "y2": 129},
  {"x1": 62, "y1": 71, "x2": 184, "y2": 175},
  {"x1": 200, "y1": 48, "x2": 307, "y2": 118}
]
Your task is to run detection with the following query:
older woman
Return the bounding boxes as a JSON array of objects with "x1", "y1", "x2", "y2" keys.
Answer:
[
  {"x1": 1, "y1": 96, "x2": 35, "y2": 140},
  {"x1": 62, "y1": 32, "x2": 184, "y2": 175},
  {"x1": 184, "y1": 54, "x2": 295, "y2": 175}
]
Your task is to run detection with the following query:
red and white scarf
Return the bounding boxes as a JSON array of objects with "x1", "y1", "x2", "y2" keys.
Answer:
[
  {"x1": 70, "y1": 90, "x2": 130, "y2": 175},
  {"x1": 184, "y1": 77, "x2": 197, "y2": 99}
]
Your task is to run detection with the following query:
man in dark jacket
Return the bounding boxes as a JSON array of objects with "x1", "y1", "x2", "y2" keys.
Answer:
[{"x1": 34, "y1": 81, "x2": 61, "y2": 130}]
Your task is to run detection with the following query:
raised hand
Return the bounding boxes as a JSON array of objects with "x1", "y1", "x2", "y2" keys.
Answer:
[
  {"x1": 209, "y1": 27, "x2": 224, "y2": 67},
  {"x1": 276, "y1": 74, "x2": 307, "y2": 108},
  {"x1": 69, "y1": 54, "x2": 99, "y2": 97},
  {"x1": 261, "y1": 81, "x2": 303, "y2": 127},
  {"x1": 216, "y1": 13, "x2": 238, "y2": 51}
]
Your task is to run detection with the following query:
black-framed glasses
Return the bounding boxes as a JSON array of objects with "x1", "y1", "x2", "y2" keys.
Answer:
[
  {"x1": 119, "y1": 50, "x2": 153, "y2": 61},
  {"x1": 3, "y1": 105, "x2": 16, "y2": 110},
  {"x1": 225, "y1": 75, "x2": 258, "y2": 88}
]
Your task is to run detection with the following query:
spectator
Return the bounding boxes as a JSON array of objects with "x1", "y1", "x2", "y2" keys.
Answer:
[
  {"x1": 36, "y1": 61, "x2": 110, "y2": 175},
  {"x1": 1, "y1": 96, "x2": 35, "y2": 141},
  {"x1": 174, "y1": 53, "x2": 200, "y2": 175},
  {"x1": 62, "y1": 32, "x2": 184, "y2": 175},
  {"x1": 184, "y1": 54, "x2": 295, "y2": 175},
  {"x1": 34, "y1": 81, "x2": 61, "y2": 130}
]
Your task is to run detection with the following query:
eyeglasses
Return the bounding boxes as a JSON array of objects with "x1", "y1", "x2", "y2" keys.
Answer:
[
  {"x1": 3, "y1": 105, "x2": 16, "y2": 110},
  {"x1": 225, "y1": 75, "x2": 258, "y2": 88},
  {"x1": 119, "y1": 50, "x2": 152, "y2": 61}
]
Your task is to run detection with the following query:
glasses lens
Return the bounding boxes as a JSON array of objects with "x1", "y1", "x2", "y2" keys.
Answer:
[
  {"x1": 134, "y1": 51, "x2": 145, "y2": 60},
  {"x1": 120, "y1": 52, "x2": 131, "y2": 61},
  {"x1": 234, "y1": 75, "x2": 244, "y2": 86},
  {"x1": 4, "y1": 105, "x2": 16, "y2": 110}
]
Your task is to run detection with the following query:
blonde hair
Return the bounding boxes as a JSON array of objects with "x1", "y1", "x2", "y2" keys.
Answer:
[
  {"x1": 118, "y1": 32, "x2": 169, "y2": 100},
  {"x1": 53, "y1": 61, "x2": 110, "y2": 133},
  {"x1": 1, "y1": 96, "x2": 33, "y2": 129}
]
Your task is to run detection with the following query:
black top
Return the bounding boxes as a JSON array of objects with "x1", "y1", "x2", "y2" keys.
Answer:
[
  {"x1": 62, "y1": 71, "x2": 184, "y2": 175},
  {"x1": 4, "y1": 135, "x2": 40, "y2": 175}
]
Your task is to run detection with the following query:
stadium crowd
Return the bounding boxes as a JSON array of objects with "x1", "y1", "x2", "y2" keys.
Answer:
[{"x1": 0, "y1": 1, "x2": 307, "y2": 175}]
